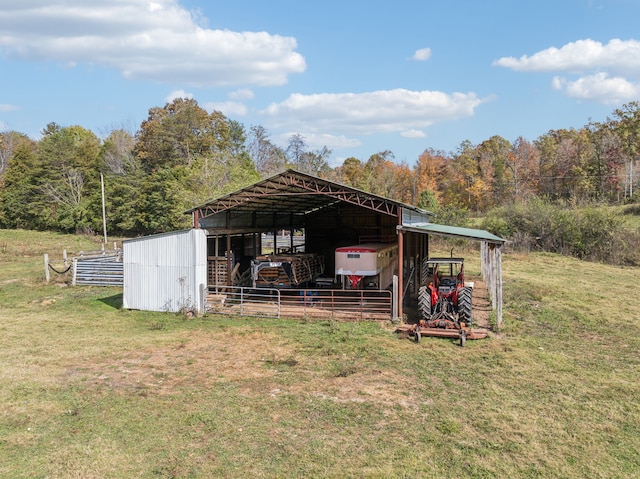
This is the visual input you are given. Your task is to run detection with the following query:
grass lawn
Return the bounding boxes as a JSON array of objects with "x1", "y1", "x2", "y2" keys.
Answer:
[{"x1": 1, "y1": 229, "x2": 639, "y2": 478}]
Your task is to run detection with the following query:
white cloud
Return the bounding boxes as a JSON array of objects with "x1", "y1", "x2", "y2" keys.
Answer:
[
  {"x1": 204, "y1": 101, "x2": 248, "y2": 117},
  {"x1": 494, "y1": 38, "x2": 640, "y2": 104},
  {"x1": 401, "y1": 129, "x2": 426, "y2": 139},
  {"x1": 166, "y1": 89, "x2": 193, "y2": 102},
  {"x1": 412, "y1": 48, "x2": 432, "y2": 61},
  {"x1": 261, "y1": 89, "x2": 489, "y2": 136},
  {"x1": 552, "y1": 73, "x2": 640, "y2": 104},
  {"x1": 0, "y1": 104, "x2": 20, "y2": 112},
  {"x1": 493, "y1": 39, "x2": 640, "y2": 75},
  {"x1": 0, "y1": 0, "x2": 306, "y2": 87},
  {"x1": 229, "y1": 89, "x2": 255, "y2": 101}
]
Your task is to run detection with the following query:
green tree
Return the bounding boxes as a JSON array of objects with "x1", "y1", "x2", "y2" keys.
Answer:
[
  {"x1": 1, "y1": 131, "x2": 33, "y2": 177},
  {"x1": 135, "y1": 98, "x2": 221, "y2": 173},
  {"x1": 138, "y1": 168, "x2": 192, "y2": 234},
  {"x1": 99, "y1": 129, "x2": 146, "y2": 235},
  {"x1": 132, "y1": 100, "x2": 260, "y2": 234},
  {"x1": 363, "y1": 150, "x2": 396, "y2": 197},
  {"x1": 417, "y1": 189, "x2": 439, "y2": 211},
  {"x1": 476, "y1": 135, "x2": 513, "y2": 207},
  {"x1": 335, "y1": 157, "x2": 366, "y2": 189},
  {"x1": 0, "y1": 141, "x2": 43, "y2": 229},
  {"x1": 448, "y1": 140, "x2": 479, "y2": 209},
  {"x1": 39, "y1": 125, "x2": 101, "y2": 232}
]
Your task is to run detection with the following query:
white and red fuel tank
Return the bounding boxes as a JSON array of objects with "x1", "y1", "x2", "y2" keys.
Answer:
[{"x1": 335, "y1": 243, "x2": 398, "y2": 289}]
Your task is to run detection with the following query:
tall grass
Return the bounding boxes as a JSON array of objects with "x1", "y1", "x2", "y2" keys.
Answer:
[{"x1": 1, "y1": 229, "x2": 639, "y2": 478}]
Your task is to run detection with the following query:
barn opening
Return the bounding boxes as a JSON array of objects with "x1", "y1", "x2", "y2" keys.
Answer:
[{"x1": 181, "y1": 169, "x2": 505, "y2": 323}]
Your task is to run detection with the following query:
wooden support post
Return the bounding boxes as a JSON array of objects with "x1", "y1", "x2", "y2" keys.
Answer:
[
  {"x1": 193, "y1": 209, "x2": 200, "y2": 228},
  {"x1": 496, "y1": 246, "x2": 503, "y2": 329},
  {"x1": 397, "y1": 228, "x2": 404, "y2": 320},
  {"x1": 392, "y1": 275, "x2": 399, "y2": 321},
  {"x1": 406, "y1": 231, "x2": 412, "y2": 295},
  {"x1": 63, "y1": 250, "x2": 68, "y2": 267},
  {"x1": 226, "y1": 234, "x2": 232, "y2": 286}
]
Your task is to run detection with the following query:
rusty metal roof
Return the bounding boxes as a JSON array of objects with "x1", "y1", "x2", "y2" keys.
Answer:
[{"x1": 188, "y1": 169, "x2": 432, "y2": 219}]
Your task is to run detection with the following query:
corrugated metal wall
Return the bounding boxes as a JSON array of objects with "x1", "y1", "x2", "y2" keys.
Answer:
[{"x1": 123, "y1": 229, "x2": 207, "y2": 314}]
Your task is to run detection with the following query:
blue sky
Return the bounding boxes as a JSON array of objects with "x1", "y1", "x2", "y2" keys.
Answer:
[{"x1": 1, "y1": 0, "x2": 640, "y2": 167}]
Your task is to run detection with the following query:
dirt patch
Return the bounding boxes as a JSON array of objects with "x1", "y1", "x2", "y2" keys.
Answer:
[
  {"x1": 65, "y1": 329, "x2": 424, "y2": 408},
  {"x1": 66, "y1": 330, "x2": 290, "y2": 395},
  {"x1": 471, "y1": 279, "x2": 491, "y2": 329}
]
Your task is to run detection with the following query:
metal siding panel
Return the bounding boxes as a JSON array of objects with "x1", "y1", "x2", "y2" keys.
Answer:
[{"x1": 123, "y1": 229, "x2": 207, "y2": 313}]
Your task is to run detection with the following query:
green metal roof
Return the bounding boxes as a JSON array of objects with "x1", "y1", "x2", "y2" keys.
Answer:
[{"x1": 399, "y1": 223, "x2": 506, "y2": 244}]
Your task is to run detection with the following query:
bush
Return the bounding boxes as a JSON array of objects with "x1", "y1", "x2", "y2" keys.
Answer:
[
  {"x1": 482, "y1": 198, "x2": 640, "y2": 265},
  {"x1": 431, "y1": 202, "x2": 469, "y2": 228},
  {"x1": 623, "y1": 204, "x2": 640, "y2": 216}
]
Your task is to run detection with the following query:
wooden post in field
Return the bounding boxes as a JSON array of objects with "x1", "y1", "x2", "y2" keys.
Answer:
[
  {"x1": 63, "y1": 249, "x2": 68, "y2": 267},
  {"x1": 44, "y1": 254, "x2": 50, "y2": 282},
  {"x1": 71, "y1": 258, "x2": 78, "y2": 286},
  {"x1": 490, "y1": 244, "x2": 497, "y2": 310}
]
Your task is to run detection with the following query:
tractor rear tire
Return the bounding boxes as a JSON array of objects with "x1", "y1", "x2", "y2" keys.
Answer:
[
  {"x1": 418, "y1": 286, "x2": 432, "y2": 319},
  {"x1": 458, "y1": 287, "x2": 473, "y2": 326}
]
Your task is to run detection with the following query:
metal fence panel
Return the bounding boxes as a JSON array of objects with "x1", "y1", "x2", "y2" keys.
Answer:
[
  {"x1": 207, "y1": 286, "x2": 392, "y2": 321},
  {"x1": 73, "y1": 254, "x2": 123, "y2": 286}
]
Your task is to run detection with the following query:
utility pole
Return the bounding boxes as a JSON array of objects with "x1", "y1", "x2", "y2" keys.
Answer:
[{"x1": 101, "y1": 173, "x2": 107, "y2": 245}]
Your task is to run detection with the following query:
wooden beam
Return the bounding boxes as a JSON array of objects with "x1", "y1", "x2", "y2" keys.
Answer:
[
  {"x1": 496, "y1": 246, "x2": 503, "y2": 329},
  {"x1": 397, "y1": 224, "x2": 404, "y2": 320}
]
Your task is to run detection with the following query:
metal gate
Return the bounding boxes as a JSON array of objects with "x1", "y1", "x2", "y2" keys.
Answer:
[{"x1": 206, "y1": 286, "x2": 392, "y2": 321}]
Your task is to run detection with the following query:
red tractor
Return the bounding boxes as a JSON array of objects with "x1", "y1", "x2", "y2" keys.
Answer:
[{"x1": 414, "y1": 257, "x2": 476, "y2": 345}]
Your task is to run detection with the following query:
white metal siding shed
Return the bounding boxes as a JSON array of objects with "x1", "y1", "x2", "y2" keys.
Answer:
[{"x1": 123, "y1": 229, "x2": 207, "y2": 314}]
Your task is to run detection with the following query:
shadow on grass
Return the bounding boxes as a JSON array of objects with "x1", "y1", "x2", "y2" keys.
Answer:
[{"x1": 99, "y1": 293, "x2": 123, "y2": 309}]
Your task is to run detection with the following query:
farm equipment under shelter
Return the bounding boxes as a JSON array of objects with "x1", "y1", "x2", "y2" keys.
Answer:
[
  {"x1": 251, "y1": 253, "x2": 324, "y2": 288},
  {"x1": 396, "y1": 257, "x2": 488, "y2": 346}
]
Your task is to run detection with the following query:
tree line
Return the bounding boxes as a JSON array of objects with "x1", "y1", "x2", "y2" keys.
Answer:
[{"x1": 0, "y1": 98, "x2": 639, "y2": 237}]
